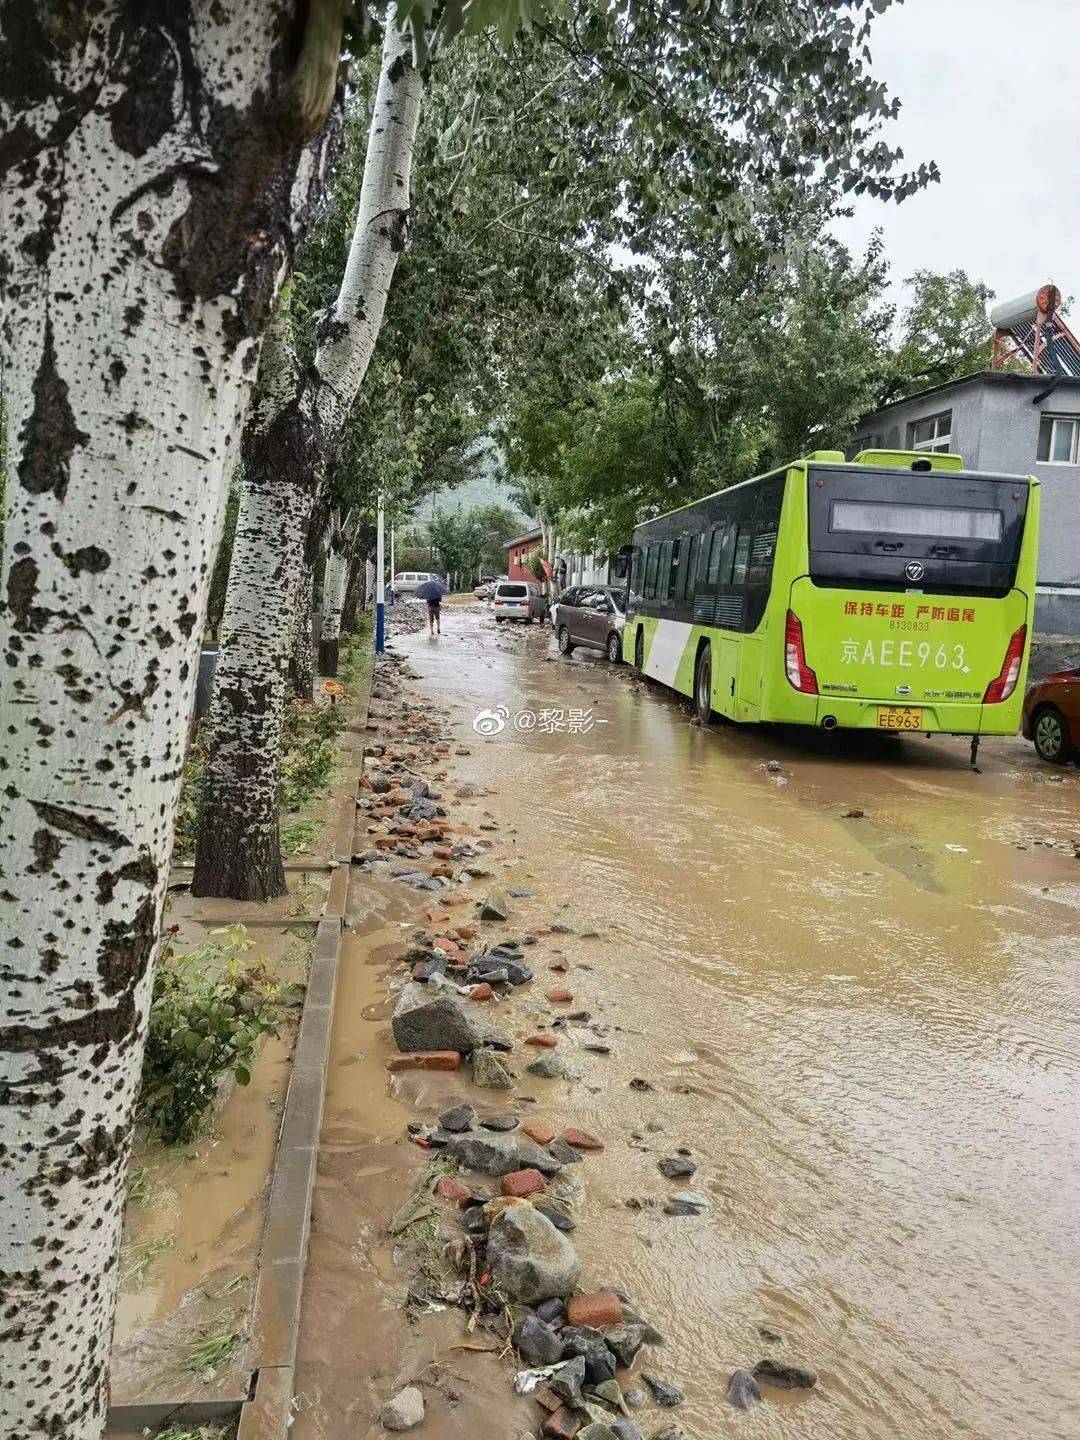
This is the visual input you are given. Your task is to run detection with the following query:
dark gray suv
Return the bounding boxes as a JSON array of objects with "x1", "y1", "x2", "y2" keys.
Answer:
[{"x1": 553, "y1": 585, "x2": 626, "y2": 663}]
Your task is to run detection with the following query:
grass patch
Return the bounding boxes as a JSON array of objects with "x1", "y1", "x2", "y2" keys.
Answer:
[
  {"x1": 118, "y1": 1234, "x2": 174, "y2": 1288},
  {"x1": 207, "y1": 1274, "x2": 248, "y2": 1301},
  {"x1": 140, "y1": 926, "x2": 288, "y2": 1145},
  {"x1": 280, "y1": 737, "x2": 336, "y2": 811},
  {"x1": 280, "y1": 818, "x2": 323, "y2": 856},
  {"x1": 187, "y1": 1327, "x2": 242, "y2": 1382},
  {"x1": 153, "y1": 1426, "x2": 229, "y2": 1440}
]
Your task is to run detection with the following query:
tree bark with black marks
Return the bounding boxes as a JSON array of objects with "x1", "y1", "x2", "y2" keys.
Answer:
[
  {"x1": 0, "y1": 4, "x2": 343, "y2": 1435},
  {"x1": 190, "y1": 317, "x2": 312, "y2": 901},
  {"x1": 191, "y1": 18, "x2": 423, "y2": 895},
  {"x1": 291, "y1": 560, "x2": 317, "y2": 700},
  {"x1": 318, "y1": 541, "x2": 350, "y2": 674}
]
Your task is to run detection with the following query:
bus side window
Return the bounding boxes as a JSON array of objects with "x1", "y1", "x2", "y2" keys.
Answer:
[
  {"x1": 732, "y1": 528, "x2": 752, "y2": 587},
  {"x1": 657, "y1": 540, "x2": 673, "y2": 601},
  {"x1": 630, "y1": 547, "x2": 644, "y2": 601},
  {"x1": 706, "y1": 526, "x2": 725, "y2": 585},
  {"x1": 667, "y1": 539, "x2": 681, "y2": 602},
  {"x1": 716, "y1": 524, "x2": 737, "y2": 586},
  {"x1": 698, "y1": 530, "x2": 715, "y2": 588},
  {"x1": 682, "y1": 535, "x2": 698, "y2": 602},
  {"x1": 644, "y1": 544, "x2": 658, "y2": 599}
]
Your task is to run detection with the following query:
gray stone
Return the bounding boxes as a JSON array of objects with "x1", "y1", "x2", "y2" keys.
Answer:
[
  {"x1": 480, "y1": 1114, "x2": 519, "y2": 1131},
  {"x1": 546, "y1": 1137, "x2": 583, "y2": 1165},
  {"x1": 487, "y1": 1204, "x2": 581, "y2": 1304},
  {"x1": 508, "y1": 887, "x2": 533, "y2": 898},
  {"x1": 438, "y1": 1103, "x2": 475, "y2": 1133},
  {"x1": 590, "y1": 1380, "x2": 626, "y2": 1411},
  {"x1": 657, "y1": 1156, "x2": 697, "y2": 1180},
  {"x1": 462, "y1": 1206, "x2": 487, "y2": 1235},
  {"x1": 726, "y1": 1369, "x2": 762, "y2": 1410},
  {"x1": 514, "y1": 1313, "x2": 563, "y2": 1366},
  {"x1": 412, "y1": 953, "x2": 447, "y2": 982},
  {"x1": 535, "y1": 1297, "x2": 566, "y2": 1324},
  {"x1": 444, "y1": 1131, "x2": 520, "y2": 1176},
  {"x1": 479, "y1": 891, "x2": 510, "y2": 921},
  {"x1": 408, "y1": 797, "x2": 439, "y2": 821},
  {"x1": 662, "y1": 1191, "x2": 708, "y2": 1216},
  {"x1": 647, "y1": 1428, "x2": 682, "y2": 1440},
  {"x1": 380, "y1": 1385, "x2": 424, "y2": 1431},
  {"x1": 578, "y1": 1427, "x2": 618, "y2": 1440},
  {"x1": 752, "y1": 1358, "x2": 817, "y2": 1390},
  {"x1": 472, "y1": 1048, "x2": 515, "y2": 1090},
  {"x1": 549, "y1": 1355, "x2": 587, "y2": 1409},
  {"x1": 561, "y1": 1327, "x2": 616, "y2": 1385},
  {"x1": 612, "y1": 1424, "x2": 642, "y2": 1440},
  {"x1": 392, "y1": 985, "x2": 482, "y2": 1055},
  {"x1": 623, "y1": 1390, "x2": 647, "y2": 1410},
  {"x1": 526, "y1": 1053, "x2": 579, "y2": 1081},
  {"x1": 642, "y1": 1374, "x2": 684, "y2": 1407},
  {"x1": 534, "y1": 1202, "x2": 576, "y2": 1232},
  {"x1": 515, "y1": 1138, "x2": 564, "y2": 1175},
  {"x1": 602, "y1": 1324, "x2": 645, "y2": 1369}
]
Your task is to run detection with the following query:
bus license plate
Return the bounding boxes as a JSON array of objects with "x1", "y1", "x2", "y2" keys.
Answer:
[{"x1": 877, "y1": 706, "x2": 923, "y2": 731}]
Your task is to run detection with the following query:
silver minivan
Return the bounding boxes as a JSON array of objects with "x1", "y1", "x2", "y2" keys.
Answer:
[
  {"x1": 394, "y1": 570, "x2": 442, "y2": 595},
  {"x1": 492, "y1": 580, "x2": 547, "y2": 623}
]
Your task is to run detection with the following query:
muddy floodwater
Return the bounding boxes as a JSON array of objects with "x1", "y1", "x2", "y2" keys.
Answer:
[{"x1": 297, "y1": 605, "x2": 1080, "y2": 1440}]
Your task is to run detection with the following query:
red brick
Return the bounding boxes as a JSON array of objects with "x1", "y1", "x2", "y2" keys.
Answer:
[
  {"x1": 469, "y1": 983, "x2": 493, "y2": 1002},
  {"x1": 433, "y1": 846, "x2": 453, "y2": 860},
  {"x1": 565, "y1": 1292, "x2": 622, "y2": 1328},
  {"x1": 562, "y1": 1128, "x2": 604, "y2": 1151},
  {"x1": 542, "y1": 1406, "x2": 581, "y2": 1440},
  {"x1": 521, "y1": 1119, "x2": 556, "y2": 1146},
  {"x1": 525, "y1": 1034, "x2": 557, "y2": 1049},
  {"x1": 456, "y1": 925, "x2": 478, "y2": 941},
  {"x1": 431, "y1": 863, "x2": 453, "y2": 879},
  {"x1": 502, "y1": 1168, "x2": 546, "y2": 1198},
  {"x1": 546, "y1": 988, "x2": 574, "y2": 1003},
  {"x1": 435, "y1": 1177, "x2": 472, "y2": 1206},
  {"x1": 385, "y1": 1051, "x2": 460, "y2": 1073},
  {"x1": 425, "y1": 908, "x2": 449, "y2": 924}
]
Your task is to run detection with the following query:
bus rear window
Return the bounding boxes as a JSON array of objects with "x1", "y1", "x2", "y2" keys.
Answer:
[{"x1": 831, "y1": 500, "x2": 1003, "y2": 543}]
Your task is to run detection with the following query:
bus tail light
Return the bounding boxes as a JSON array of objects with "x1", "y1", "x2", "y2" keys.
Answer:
[
  {"x1": 785, "y1": 610, "x2": 818, "y2": 694},
  {"x1": 983, "y1": 625, "x2": 1027, "y2": 703}
]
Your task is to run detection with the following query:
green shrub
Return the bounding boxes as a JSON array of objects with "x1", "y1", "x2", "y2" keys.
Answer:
[
  {"x1": 140, "y1": 926, "x2": 286, "y2": 1144},
  {"x1": 280, "y1": 737, "x2": 336, "y2": 811}
]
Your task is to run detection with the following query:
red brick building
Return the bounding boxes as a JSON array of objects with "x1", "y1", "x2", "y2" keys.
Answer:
[{"x1": 504, "y1": 527, "x2": 544, "y2": 583}]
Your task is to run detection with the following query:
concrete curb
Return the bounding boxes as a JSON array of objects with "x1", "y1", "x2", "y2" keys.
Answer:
[{"x1": 107, "y1": 661, "x2": 372, "y2": 1438}]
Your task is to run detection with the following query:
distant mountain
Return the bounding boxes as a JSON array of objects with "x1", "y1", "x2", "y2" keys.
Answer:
[{"x1": 411, "y1": 437, "x2": 531, "y2": 529}]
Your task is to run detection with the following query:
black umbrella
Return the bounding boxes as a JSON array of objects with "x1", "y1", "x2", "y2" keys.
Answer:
[{"x1": 414, "y1": 578, "x2": 449, "y2": 602}]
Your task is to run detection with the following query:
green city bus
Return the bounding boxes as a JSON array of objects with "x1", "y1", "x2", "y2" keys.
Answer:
[{"x1": 621, "y1": 449, "x2": 1040, "y2": 741}]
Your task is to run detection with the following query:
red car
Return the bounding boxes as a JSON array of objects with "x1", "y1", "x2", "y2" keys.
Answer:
[{"x1": 1022, "y1": 668, "x2": 1080, "y2": 763}]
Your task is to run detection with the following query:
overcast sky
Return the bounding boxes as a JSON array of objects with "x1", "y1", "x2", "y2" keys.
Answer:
[{"x1": 834, "y1": 0, "x2": 1079, "y2": 319}]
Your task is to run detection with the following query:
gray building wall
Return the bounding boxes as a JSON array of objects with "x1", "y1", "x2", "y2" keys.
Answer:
[{"x1": 851, "y1": 373, "x2": 1080, "y2": 632}]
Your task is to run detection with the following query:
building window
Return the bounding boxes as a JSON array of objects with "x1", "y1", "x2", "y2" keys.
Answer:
[
  {"x1": 908, "y1": 411, "x2": 953, "y2": 453},
  {"x1": 1037, "y1": 415, "x2": 1080, "y2": 465}
]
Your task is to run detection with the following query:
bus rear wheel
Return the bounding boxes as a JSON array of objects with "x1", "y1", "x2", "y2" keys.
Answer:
[
  {"x1": 634, "y1": 627, "x2": 644, "y2": 671},
  {"x1": 1033, "y1": 704, "x2": 1073, "y2": 764},
  {"x1": 694, "y1": 648, "x2": 712, "y2": 725}
]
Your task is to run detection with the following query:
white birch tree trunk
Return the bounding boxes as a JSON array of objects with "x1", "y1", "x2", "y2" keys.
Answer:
[
  {"x1": 318, "y1": 546, "x2": 350, "y2": 674},
  {"x1": 192, "y1": 16, "x2": 423, "y2": 894},
  {"x1": 292, "y1": 562, "x2": 317, "y2": 701},
  {"x1": 0, "y1": 4, "x2": 341, "y2": 1434}
]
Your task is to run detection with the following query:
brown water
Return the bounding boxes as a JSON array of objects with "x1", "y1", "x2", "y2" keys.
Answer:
[{"x1": 296, "y1": 605, "x2": 1080, "y2": 1440}]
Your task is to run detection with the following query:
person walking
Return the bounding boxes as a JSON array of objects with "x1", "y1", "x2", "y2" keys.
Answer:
[{"x1": 415, "y1": 577, "x2": 449, "y2": 637}]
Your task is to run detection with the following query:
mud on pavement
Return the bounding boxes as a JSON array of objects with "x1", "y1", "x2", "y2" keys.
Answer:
[{"x1": 292, "y1": 601, "x2": 1080, "y2": 1440}]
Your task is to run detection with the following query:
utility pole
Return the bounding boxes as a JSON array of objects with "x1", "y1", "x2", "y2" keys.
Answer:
[
  {"x1": 389, "y1": 520, "x2": 396, "y2": 607},
  {"x1": 376, "y1": 491, "x2": 385, "y2": 654}
]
